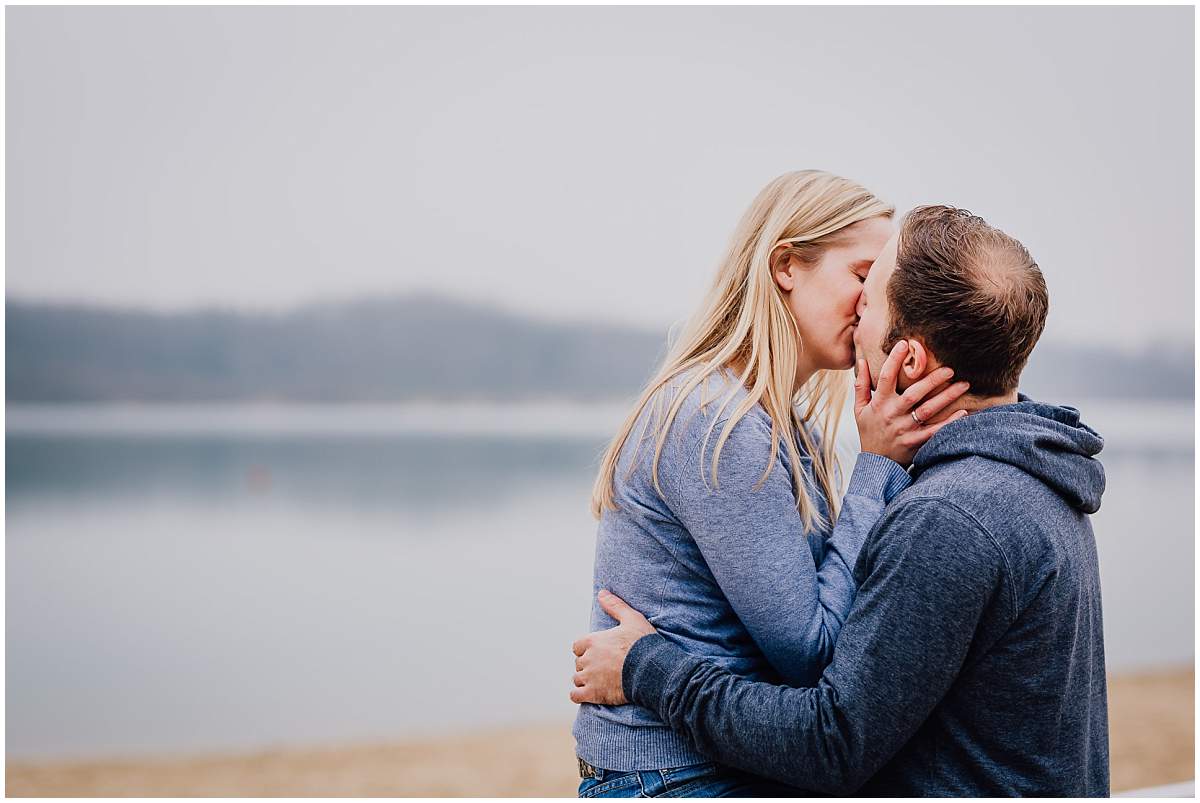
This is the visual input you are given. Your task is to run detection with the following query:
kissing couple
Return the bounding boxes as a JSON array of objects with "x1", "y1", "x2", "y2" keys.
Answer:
[{"x1": 569, "y1": 171, "x2": 1107, "y2": 797}]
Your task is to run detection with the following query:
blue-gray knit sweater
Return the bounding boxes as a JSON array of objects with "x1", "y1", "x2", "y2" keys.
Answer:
[{"x1": 572, "y1": 369, "x2": 911, "y2": 771}]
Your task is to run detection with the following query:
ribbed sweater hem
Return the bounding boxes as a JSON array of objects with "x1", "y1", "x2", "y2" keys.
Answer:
[{"x1": 573, "y1": 705, "x2": 709, "y2": 771}]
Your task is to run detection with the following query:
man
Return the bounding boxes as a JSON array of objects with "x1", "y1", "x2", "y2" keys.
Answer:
[{"x1": 570, "y1": 205, "x2": 1109, "y2": 796}]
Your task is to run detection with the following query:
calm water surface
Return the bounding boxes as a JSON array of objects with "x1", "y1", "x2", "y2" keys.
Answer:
[{"x1": 6, "y1": 400, "x2": 1194, "y2": 760}]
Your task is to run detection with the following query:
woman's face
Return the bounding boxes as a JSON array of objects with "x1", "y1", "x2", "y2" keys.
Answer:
[{"x1": 775, "y1": 215, "x2": 895, "y2": 374}]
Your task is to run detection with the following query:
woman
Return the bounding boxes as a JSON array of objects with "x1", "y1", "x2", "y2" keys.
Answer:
[{"x1": 571, "y1": 171, "x2": 969, "y2": 797}]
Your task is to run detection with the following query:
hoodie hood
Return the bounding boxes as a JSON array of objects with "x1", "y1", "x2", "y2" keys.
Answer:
[{"x1": 910, "y1": 394, "x2": 1106, "y2": 513}]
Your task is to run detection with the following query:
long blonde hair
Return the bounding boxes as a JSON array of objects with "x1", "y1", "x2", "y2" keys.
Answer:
[{"x1": 590, "y1": 170, "x2": 894, "y2": 532}]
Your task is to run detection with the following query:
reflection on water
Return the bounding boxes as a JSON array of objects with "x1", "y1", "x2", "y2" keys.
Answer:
[
  {"x1": 6, "y1": 434, "x2": 604, "y2": 514},
  {"x1": 6, "y1": 401, "x2": 1194, "y2": 760}
]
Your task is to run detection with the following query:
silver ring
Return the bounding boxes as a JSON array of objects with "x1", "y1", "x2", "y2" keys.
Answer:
[{"x1": 911, "y1": 410, "x2": 924, "y2": 426}]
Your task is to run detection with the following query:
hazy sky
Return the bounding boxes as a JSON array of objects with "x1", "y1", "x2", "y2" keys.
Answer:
[{"x1": 7, "y1": 6, "x2": 1194, "y2": 346}]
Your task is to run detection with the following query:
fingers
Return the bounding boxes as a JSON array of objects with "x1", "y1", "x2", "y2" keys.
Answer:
[
  {"x1": 876, "y1": 341, "x2": 907, "y2": 396},
  {"x1": 854, "y1": 359, "x2": 872, "y2": 414},
  {"x1": 570, "y1": 684, "x2": 602, "y2": 705},
  {"x1": 911, "y1": 381, "x2": 970, "y2": 424},
  {"x1": 576, "y1": 657, "x2": 584, "y2": 671},
  {"x1": 569, "y1": 676, "x2": 618, "y2": 706},
  {"x1": 597, "y1": 589, "x2": 637, "y2": 624},
  {"x1": 569, "y1": 668, "x2": 595, "y2": 704},
  {"x1": 898, "y1": 366, "x2": 957, "y2": 410},
  {"x1": 572, "y1": 636, "x2": 590, "y2": 657}
]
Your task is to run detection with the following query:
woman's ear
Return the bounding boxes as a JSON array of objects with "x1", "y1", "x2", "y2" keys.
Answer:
[
  {"x1": 902, "y1": 338, "x2": 929, "y2": 382},
  {"x1": 772, "y1": 244, "x2": 796, "y2": 292}
]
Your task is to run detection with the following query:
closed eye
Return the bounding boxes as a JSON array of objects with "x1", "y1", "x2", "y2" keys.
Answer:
[{"x1": 851, "y1": 259, "x2": 872, "y2": 284}]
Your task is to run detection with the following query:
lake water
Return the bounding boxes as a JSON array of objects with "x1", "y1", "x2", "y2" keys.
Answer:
[{"x1": 6, "y1": 399, "x2": 1195, "y2": 760}]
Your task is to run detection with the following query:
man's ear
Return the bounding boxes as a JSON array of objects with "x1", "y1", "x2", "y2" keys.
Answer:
[
  {"x1": 902, "y1": 338, "x2": 930, "y2": 382},
  {"x1": 771, "y1": 244, "x2": 796, "y2": 292}
]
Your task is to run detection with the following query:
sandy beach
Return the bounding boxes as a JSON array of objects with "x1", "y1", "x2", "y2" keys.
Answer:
[{"x1": 7, "y1": 667, "x2": 1192, "y2": 797}]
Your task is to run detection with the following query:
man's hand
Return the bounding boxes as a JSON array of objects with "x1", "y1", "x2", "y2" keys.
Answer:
[{"x1": 570, "y1": 590, "x2": 657, "y2": 706}]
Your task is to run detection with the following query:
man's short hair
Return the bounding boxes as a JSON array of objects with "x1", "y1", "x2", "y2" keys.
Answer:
[{"x1": 885, "y1": 205, "x2": 1048, "y2": 398}]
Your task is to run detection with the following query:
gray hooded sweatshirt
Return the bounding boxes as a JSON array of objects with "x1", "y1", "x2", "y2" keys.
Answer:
[{"x1": 622, "y1": 397, "x2": 1110, "y2": 796}]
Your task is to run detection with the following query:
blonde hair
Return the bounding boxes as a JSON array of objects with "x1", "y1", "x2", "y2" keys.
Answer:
[{"x1": 590, "y1": 170, "x2": 894, "y2": 532}]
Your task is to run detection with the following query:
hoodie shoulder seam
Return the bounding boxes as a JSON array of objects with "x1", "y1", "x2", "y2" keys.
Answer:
[{"x1": 891, "y1": 495, "x2": 1019, "y2": 623}]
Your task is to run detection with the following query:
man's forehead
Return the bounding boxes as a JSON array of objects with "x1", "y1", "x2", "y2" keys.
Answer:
[{"x1": 870, "y1": 235, "x2": 900, "y2": 279}]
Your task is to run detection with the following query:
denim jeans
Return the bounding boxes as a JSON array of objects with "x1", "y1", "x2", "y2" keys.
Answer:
[{"x1": 577, "y1": 759, "x2": 797, "y2": 798}]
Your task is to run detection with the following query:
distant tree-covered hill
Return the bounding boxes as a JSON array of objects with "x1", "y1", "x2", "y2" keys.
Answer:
[
  {"x1": 6, "y1": 295, "x2": 668, "y2": 403},
  {"x1": 5, "y1": 295, "x2": 1193, "y2": 402}
]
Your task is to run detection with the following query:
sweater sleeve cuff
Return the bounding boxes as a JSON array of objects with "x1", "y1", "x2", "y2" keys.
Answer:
[
  {"x1": 622, "y1": 633, "x2": 700, "y2": 714},
  {"x1": 847, "y1": 452, "x2": 912, "y2": 503}
]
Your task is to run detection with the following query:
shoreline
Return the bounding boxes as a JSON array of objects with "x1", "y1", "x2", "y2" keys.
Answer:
[{"x1": 7, "y1": 667, "x2": 1193, "y2": 797}]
